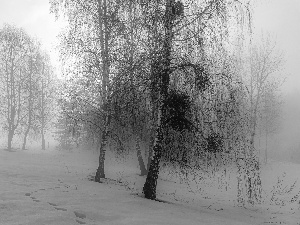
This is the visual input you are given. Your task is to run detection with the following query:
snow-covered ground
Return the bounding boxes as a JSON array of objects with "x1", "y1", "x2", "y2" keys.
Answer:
[{"x1": 0, "y1": 145, "x2": 299, "y2": 225}]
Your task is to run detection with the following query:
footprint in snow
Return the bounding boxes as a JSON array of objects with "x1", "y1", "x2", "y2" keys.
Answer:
[
  {"x1": 75, "y1": 219, "x2": 86, "y2": 224},
  {"x1": 74, "y1": 211, "x2": 86, "y2": 219},
  {"x1": 48, "y1": 202, "x2": 58, "y2": 206},
  {"x1": 30, "y1": 196, "x2": 41, "y2": 202},
  {"x1": 25, "y1": 188, "x2": 88, "y2": 223},
  {"x1": 54, "y1": 207, "x2": 68, "y2": 211},
  {"x1": 25, "y1": 193, "x2": 41, "y2": 203}
]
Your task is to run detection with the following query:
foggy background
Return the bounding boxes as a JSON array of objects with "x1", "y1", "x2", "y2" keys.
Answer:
[{"x1": 0, "y1": 0, "x2": 299, "y2": 162}]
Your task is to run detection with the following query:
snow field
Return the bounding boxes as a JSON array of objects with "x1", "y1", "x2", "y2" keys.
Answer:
[{"x1": 0, "y1": 146, "x2": 299, "y2": 224}]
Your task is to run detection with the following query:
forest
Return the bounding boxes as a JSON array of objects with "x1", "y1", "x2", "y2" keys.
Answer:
[{"x1": 1, "y1": 1, "x2": 298, "y2": 225}]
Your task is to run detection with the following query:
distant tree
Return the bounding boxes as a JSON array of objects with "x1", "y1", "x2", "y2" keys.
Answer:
[
  {"x1": 0, "y1": 24, "x2": 31, "y2": 150},
  {"x1": 261, "y1": 80, "x2": 283, "y2": 164},
  {"x1": 53, "y1": 98, "x2": 82, "y2": 150},
  {"x1": 234, "y1": 35, "x2": 284, "y2": 205},
  {"x1": 37, "y1": 53, "x2": 57, "y2": 150},
  {"x1": 21, "y1": 39, "x2": 42, "y2": 150},
  {"x1": 247, "y1": 37, "x2": 284, "y2": 154}
]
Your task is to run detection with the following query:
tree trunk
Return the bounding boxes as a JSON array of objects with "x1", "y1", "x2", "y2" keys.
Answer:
[
  {"x1": 22, "y1": 127, "x2": 30, "y2": 150},
  {"x1": 6, "y1": 57, "x2": 18, "y2": 151},
  {"x1": 95, "y1": 0, "x2": 111, "y2": 182},
  {"x1": 42, "y1": 131, "x2": 46, "y2": 150},
  {"x1": 265, "y1": 130, "x2": 268, "y2": 164},
  {"x1": 147, "y1": 135, "x2": 154, "y2": 171},
  {"x1": 23, "y1": 58, "x2": 33, "y2": 150},
  {"x1": 136, "y1": 138, "x2": 147, "y2": 176},
  {"x1": 143, "y1": 107, "x2": 163, "y2": 199},
  {"x1": 143, "y1": 0, "x2": 174, "y2": 200},
  {"x1": 95, "y1": 112, "x2": 111, "y2": 181},
  {"x1": 41, "y1": 64, "x2": 46, "y2": 150},
  {"x1": 7, "y1": 106, "x2": 17, "y2": 151},
  {"x1": 96, "y1": 145, "x2": 106, "y2": 180},
  {"x1": 7, "y1": 129, "x2": 14, "y2": 151}
]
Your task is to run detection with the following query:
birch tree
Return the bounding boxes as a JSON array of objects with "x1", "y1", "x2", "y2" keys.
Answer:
[
  {"x1": 50, "y1": 0, "x2": 126, "y2": 179},
  {"x1": 142, "y1": 0, "x2": 251, "y2": 200}
]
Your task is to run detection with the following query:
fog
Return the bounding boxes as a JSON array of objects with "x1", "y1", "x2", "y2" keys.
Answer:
[
  {"x1": 267, "y1": 91, "x2": 300, "y2": 162},
  {"x1": 251, "y1": 0, "x2": 300, "y2": 163}
]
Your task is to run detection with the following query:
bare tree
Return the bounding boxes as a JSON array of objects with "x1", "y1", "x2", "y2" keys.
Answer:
[
  {"x1": 21, "y1": 40, "x2": 42, "y2": 150},
  {"x1": 37, "y1": 53, "x2": 57, "y2": 150},
  {"x1": 261, "y1": 79, "x2": 283, "y2": 163},
  {"x1": 246, "y1": 36, "x2": 284, "y2": 154},
  {"x1": 50, "y1": 0, "x2": 127, "y2": 178},
  {"x1": 0, "y1": 24, "x2": 30, "y2": 150},
  {"x1": 234, "y1": 35, "x2": 284, "y2": 205}
]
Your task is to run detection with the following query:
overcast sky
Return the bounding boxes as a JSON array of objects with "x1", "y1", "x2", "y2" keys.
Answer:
[
  {"x1": 0, "y1": 0, "x2": 298, "y2": 89},
  {"x1": 0, "y1": 0, "x2": 299, "y2": 153},
  {"x1": 253, "y1": 0, "x2": 300, "y2": 95},
  {"x1": 0, "y1": 0, "x2": 65, "y2": 71}
]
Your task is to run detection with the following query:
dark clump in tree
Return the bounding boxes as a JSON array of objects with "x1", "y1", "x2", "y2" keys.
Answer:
[
  {"x1": 206, "y1": 133, "x2": 223, "y2": 154},
  {"x1": 195, "y1": 66, "x2": 210, "y2": 92},
  {"x1": 165, "y1": 89, "x2": 192, "y2": 132},
  {"x1": 170, "y1": 0, "x2": 184, "y2": 19}
]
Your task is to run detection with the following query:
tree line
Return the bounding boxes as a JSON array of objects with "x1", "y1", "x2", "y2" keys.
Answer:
[{"x1": 0, "y1": 24, "x2": 56, "y2": 151}]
